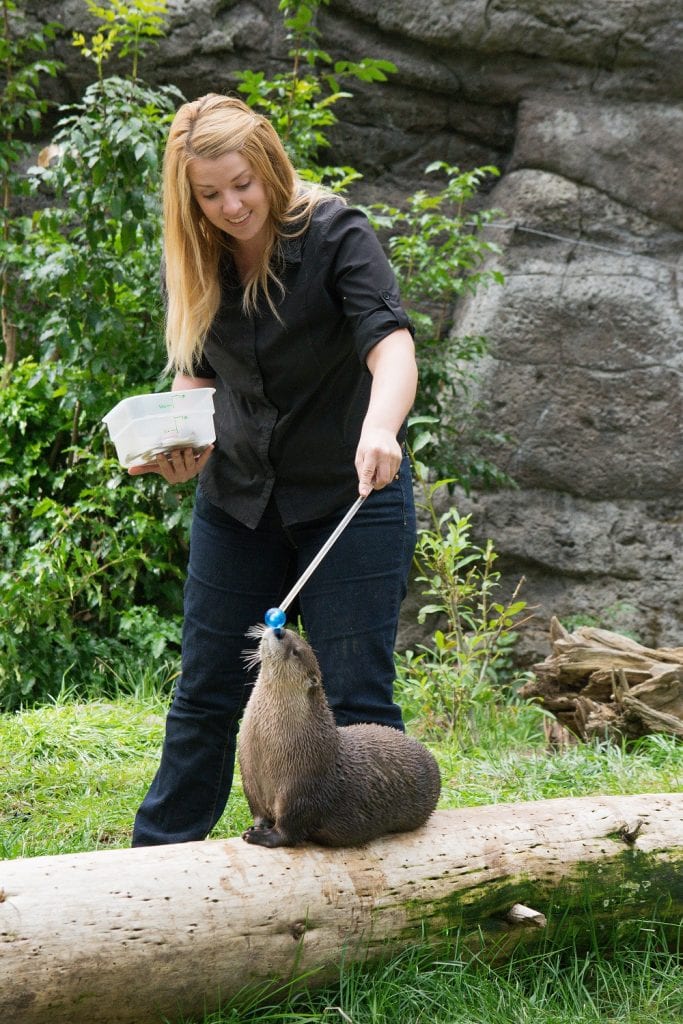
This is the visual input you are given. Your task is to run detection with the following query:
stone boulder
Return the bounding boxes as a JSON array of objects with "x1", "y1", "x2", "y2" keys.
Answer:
[{"x1": 449, "y1": 148, "x2": 682, "y2": 659}]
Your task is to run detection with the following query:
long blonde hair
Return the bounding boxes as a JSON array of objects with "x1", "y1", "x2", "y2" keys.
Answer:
[{"x1": 162, "y1": 94, "x2": 333, "y2": 375}]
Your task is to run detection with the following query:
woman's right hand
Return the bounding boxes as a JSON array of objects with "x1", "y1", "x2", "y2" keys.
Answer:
[{"x1": 128, "y1": 444, "x2": 214, "y2": 484}]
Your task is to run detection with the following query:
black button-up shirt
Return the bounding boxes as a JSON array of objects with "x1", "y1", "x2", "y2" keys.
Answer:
[{"x1": 195, "y1": 197, "x2": 413, "y2": 528}]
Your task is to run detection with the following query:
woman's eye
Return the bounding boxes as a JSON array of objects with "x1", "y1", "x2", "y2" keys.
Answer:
[{"x1": 237, "y1": 181, "x2": 251, "y2": 191}]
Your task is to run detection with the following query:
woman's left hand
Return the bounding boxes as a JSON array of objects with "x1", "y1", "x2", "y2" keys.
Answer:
[
  {"x1": 128, "y1": 445, "x2": 214, "y2": 484},
  {"x1": 355, "y1": 427, "x2": 402, "y2": 497}
]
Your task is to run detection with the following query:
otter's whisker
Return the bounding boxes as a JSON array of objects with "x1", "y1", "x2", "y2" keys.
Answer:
[{"x1": 241, "y1": 647, "x2": 262, "y2": 672}]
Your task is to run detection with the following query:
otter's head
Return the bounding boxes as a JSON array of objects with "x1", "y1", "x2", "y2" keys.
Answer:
[{"x1": 245, "y1": 625, "x2": 322, "y2": 693}]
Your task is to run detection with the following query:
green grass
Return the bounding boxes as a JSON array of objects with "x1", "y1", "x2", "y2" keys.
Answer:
[
  {"x1": 193, "y1": 930, "x2": 683, "y2": 1024},
  {"x1": 1, "y1": 692, "x2": 681, "y2": 1023},
  {"x1": 2, "y1": 694, "x2": 681, "y2": 860},
  {"x1": 2, "y1": 697, "x2": 160, "y2": 858},
  {"x1": 438, "y1": 722, "x2": 683, "y2": 807},
  {"x1": 0, "y1": 694, "x2": 254, "y2": 859}
]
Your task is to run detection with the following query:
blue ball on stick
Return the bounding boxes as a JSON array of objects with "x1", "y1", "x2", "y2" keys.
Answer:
[{"x1": 264, "y1": 607, "x2": 286, "y2": 631}]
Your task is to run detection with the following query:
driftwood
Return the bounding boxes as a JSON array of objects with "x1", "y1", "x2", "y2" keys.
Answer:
[
  {"x1": 520, "y1": 617, "x2": 683, "y2": 743},
  {"x1": 2, "y1": 794, "x2": 682, "y2": 1024}
]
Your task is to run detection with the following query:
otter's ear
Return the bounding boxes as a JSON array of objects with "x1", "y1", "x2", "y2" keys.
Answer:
[{"x1": 307, "y1": 676, "x2": 321, "y2": 693}]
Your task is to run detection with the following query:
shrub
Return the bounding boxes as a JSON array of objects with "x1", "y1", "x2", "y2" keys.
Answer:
[
  {"x1": 236, "y1": 0, "x2": 395, "y2": 190},
  {"x1": 396, "y1": 472, "x2": 528, "y2": 741},
  {"x1": 364, "y1": 163, "x2": 508, "y2": 489},
  {"x1": 19, "y1": 73, "x2": 182, "y2": 377},
  {"x1": 0, "y1": 2, "x2": 190, "y2": 706},
  {"x1": 0, "y1": 0, "x2": 62, "y2": 369},
  {"x1": 0, "y1": 358, "x2": 188, "y2": 709}
]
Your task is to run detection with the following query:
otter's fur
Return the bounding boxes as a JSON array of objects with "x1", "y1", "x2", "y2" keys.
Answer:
[{"x1": 238, "y1": 626, "x2": 441, "y2": 848}]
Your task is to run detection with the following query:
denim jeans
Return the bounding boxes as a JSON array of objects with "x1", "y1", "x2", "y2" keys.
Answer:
[{"x1": 132, "y1": 456, "x2": 416, "y2": 845}]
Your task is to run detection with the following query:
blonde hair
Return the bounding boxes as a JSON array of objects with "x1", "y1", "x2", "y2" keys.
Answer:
[{"x1": 162, "y1": 93, "x2": 334, "y2": 375}]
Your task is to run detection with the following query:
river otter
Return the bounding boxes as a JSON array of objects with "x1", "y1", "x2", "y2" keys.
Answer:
[{"x1": 238, "y1": 625, "x2": 441, "y2": 848}]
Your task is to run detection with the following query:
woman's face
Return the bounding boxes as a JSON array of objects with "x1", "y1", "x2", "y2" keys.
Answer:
[{"x1": 187, "y1": 151, "x2": 271, "y2": 252}]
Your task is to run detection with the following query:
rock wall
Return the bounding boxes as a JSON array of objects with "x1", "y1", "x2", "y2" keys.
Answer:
[{"x1": 23, "y1": 0, "x2": 683, "y2": 658}]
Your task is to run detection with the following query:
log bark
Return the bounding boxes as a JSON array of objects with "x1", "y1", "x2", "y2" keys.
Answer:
[
  {"x1": 520, "y1": 617, "x2": 683, "y2": 743},
  {"x1": 1, "y1": 794, "x2": 682, "y2": 1024}
]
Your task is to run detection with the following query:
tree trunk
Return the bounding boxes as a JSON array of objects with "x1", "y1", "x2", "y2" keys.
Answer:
[
  {"x1": 520, "y1": 617, "x2": 683, "y2": 743},
  {"x1": 1, "y1": 794, "x2": 681, "y2": 1024}
]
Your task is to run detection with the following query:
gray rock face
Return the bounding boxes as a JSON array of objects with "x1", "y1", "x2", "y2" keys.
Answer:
[
  {"x1": 24, "y1": 0, "x2": 683, "y2": 658},
  {"x1": 511, "y1": 99, "x2": 683, "y2": 229},
  {"x1": 456, "y1": 170, "x2": 683, "y2": 503},
  {"x1": 446, "y1": 106, "x2": 682, "y2": 657}
]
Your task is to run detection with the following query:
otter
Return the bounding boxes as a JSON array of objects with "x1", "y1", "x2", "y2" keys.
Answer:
[{"x1": 238, "y1": 625, "x2": 441, "y2": 848}]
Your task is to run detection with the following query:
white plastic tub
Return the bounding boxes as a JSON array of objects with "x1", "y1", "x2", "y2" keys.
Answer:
[{"x1": 103, "y1": 388, "x2": 216, "y2": 468}]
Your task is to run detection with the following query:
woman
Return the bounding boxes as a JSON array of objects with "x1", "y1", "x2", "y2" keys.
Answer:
[{"x1": 131, "y1": 94, "x2": 418, "y2": 846}]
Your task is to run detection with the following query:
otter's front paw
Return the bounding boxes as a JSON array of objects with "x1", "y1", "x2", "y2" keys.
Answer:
[
  {"x1": 242, "y1": 825, "x2": 289, "y2": 848},
  {"x1": 242, "y1": 824, "x2": 266, "y2": 841}
]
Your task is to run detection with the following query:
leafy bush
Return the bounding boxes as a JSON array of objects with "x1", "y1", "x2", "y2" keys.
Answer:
[
  {"x1": 396, "y1": 471, "x2": 528, "y2": 741},
  {"x1": 236, "y1": 0, "x2": 395, "y2": 190},
  {"x1": 72, "y1": 0, "x2": 168, "y2": 83},
  {"x1": 0, "y1": 0, "x2": 62, "y2": 369},
  {"x1": 0, "y1": 358, "x2": 188, "y2": 708},
  {"x1": 0, "y1": 359, "x2": 188, "y2": 708},
  {"x1": 364, "y1": 163, "x2": 508, "y2": 489},
  {"x1": 0, "y1": 2, "x2": 192, "y2": 707},
  {"x1": 19, "y1": 73, "x2": 182, "y2": 377}
]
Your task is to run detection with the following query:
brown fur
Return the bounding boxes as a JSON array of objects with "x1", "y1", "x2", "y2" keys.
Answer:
[{"x1": 238, "y1": 626, "x2": 441, "y2": 848}]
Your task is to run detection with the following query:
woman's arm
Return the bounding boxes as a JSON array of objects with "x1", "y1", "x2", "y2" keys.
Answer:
[
  {"x1": 171, "y1": 372, "x2": 216, "y2": 392},
  {"x1": 355, "y1": 328, "x2": 418, "y2": 497}
]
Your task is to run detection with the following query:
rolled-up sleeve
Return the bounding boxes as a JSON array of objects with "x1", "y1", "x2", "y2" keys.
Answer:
[
  {"x1": 193, "y1": 350, "x2": 216, "y2": 378},
  {"x1": 323, "y1": 206, "x2": 414, "y2": 363}
]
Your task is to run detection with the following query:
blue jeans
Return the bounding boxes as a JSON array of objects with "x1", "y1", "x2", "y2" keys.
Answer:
[{"x1": 132, "y1": 457, "x2": 416, "y2": 845}]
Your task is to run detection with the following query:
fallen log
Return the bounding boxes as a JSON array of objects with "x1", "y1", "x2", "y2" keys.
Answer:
[
  {"x1": 1, "y1": 794, "x2": 682, "y2": 1024},
  {"x1": 520, "y1": 617, "x2": 683, "y2": 743}
]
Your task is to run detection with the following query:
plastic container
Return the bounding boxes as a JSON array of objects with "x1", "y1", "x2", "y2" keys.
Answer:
[{"x1": 102, "y1": 388, "x2": 216, "y2": 468}]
